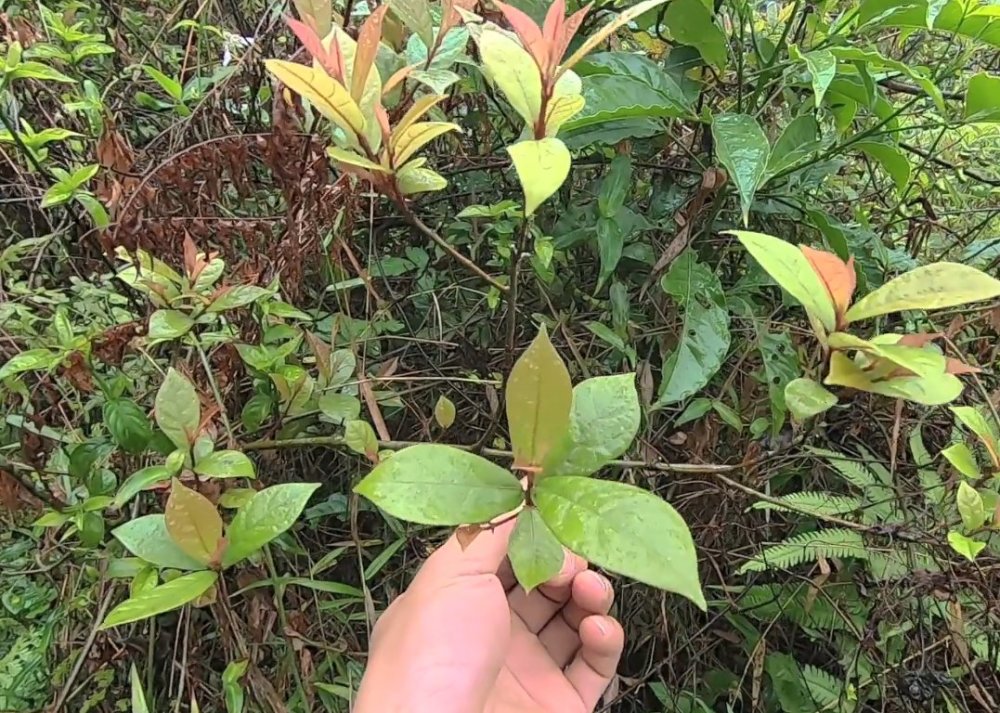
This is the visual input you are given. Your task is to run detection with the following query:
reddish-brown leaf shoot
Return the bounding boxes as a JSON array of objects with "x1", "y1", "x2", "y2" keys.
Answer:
[
  {"x1": 287, "y1": 16, "x2": 345, "y2": 84},
  {"x1": 352, "y1": 5, "x2": 389, "y2": 102},
  {"x1": 549, "y1": 4, "x2": 591, "y2": 75},
  {"x1": 494, "y1": 0, "x2": 549, "y2": 72},
  {"x1": 944, "y1": 358, "x2": 983, "y2": 375},
  {"x1": 801, "y1": 246, "x2": 856, "y2": 326}
]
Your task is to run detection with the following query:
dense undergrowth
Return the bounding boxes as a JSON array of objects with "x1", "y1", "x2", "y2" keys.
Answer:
[{"x1": 2, "y1": 0, "x2": 1000, "y2": 710}]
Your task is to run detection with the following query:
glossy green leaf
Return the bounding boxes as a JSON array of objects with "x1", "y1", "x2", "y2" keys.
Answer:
[
  {"x1": 534, "y1": 475, "x2": 704, "y2": 609},
  {"x1": 223, "y1": 482, "x2": 321, "y2": 566},
  {"x1": 508, "y1": 508, "x2": 564, "y2": 592},
  {"x1": 389, "y1": 0, "x2": 434, "y2": 51},
  {"x1": 154, "y1": 368, "x2": 200, "y2": 451},
  {"x1": 663, "y1": 0, "x2": 727, "y2": 68},
  {"x1": 543, "y1": 374, "x2": 640, "y2": 477},
  {"x1": 434, "y1": 395, "x2": 456, "y2": 429},
  {"x1": 147, "y1": 309, "x2": 194, "y2": 341},
  {"x1": 115, "y1": 465, "x2": 172, "y2": 507},
  {"x1": 765, "y1": 115, "x2": 821, "y2": 180},
  {"x1": 166, "y1": 479, "x2": 224, "y2": 565},
  {"x1": 506, "y1": 324, "x2": 573, "y2": 468},
  {"x1": 712, "y1": 114, "x2": 769, "y2": 225},
  {"x1": 854, "y1": 141, "x2": 910, "y2": 193},
  {"x1": 344, "y1": 419, "x2": 379, "y2": 459},
  {"x1": 100, "y1": 571, "x2": 217, "y2": 629},
  {"x1": 957, "y1": 481, "x2": 986, "y2": 533},
  {"x1": 112, "y1": 515, "x2": 207, "y2": 570},
  {"x1": 598, "y1": 155, "x2": 633, "y2": 219},
  {"x1": 951, "y1": 406, "x2": 1000, "y2": 464},
  {"x1": 947, "y1": 531, "x2": 985, "y2": 562},
  {"x1": 965, "y1": 72, "x2": 1000, "y2": 121},
  {"x1": 207, "y1": 285, "x2": 272, "y2": 313},
  {"x1": 194, "y1": 450, "x2": 256, "y2": 479},
  {"x1": 355, "y1": 445, "x2": 522, "y2": 525},
  {"x1": 104, "y1": 399, "x2": 153, "y2": 454},
  {"x1": 795, "y1": 47, "x2": 836, "y2": 107},
  {"x1": 596, "y1": 217, "x2": 625, "y2": 290},
  {"x1": 785, "y1": 378, "x2": 837, "y2": 422},
  {"x1": 729, "y1": 230, "x2": 837, "y2": 332},
  {"x1": 941, "y1": 443, "x2": 980, "y2": 479},
  {"x1": 845, "y1": 262, "x2": 1000, "y2": 322},
  {"x1": 507, "y1": 138, "x2": 571, "y2": 217},
  {"x1": 0, "y1": 348, "x2": 60, "y2": 380},
  {"x1": 657, "y1": 251, "x2": 730, "y2": 405},
  {"x1": 318, "y1": 393, "x2": 361, "y2": 424}
]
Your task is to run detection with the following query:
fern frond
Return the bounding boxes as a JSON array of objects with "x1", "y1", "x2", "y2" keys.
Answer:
[
  {"x1": 809, "y1": 447, "x2": 879, "y2": 490},
  {"x1": 739, "y1": 583, "x2": 869, "y2": 633},
  {"x1": 751, "y1": 492, "x2": 862, "y2": 518},
  {"x1": 739, "y1": 528, "x2": 868, "y2": 574},
  {"x1": 767, "y1": 653, "x2": 846, "y2": 711},
  {"x1": 801, "y1": 664, "x2": 846, "y2": 707}
]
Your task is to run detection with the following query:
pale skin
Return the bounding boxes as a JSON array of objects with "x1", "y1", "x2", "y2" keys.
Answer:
[{"x1": 354, "y1": 518, "x2": 624, "y2": 713}]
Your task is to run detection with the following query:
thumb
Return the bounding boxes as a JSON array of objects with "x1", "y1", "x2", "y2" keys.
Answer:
[{"x1": 427, "y1": 517, "x2": 518, "y2": 577}]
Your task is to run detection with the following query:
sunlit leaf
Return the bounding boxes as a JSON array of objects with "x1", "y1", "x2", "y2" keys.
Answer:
[
  {"x1": 147, "y1": 309, "x2": 194, "y2": 341},
  {"x1": 477, "y1": 27, "x2": 543, "y2": 128},
  {"x1": 166, "y1": 479, "x2": 224, "y2": 565},
  {"x1": 729, "y1": 230, "x2": 837, "y2": 333},
  {"x1": 264, "y1": 60, "x2": 365, "y2": 144},
  {"x1": 506, "y1": 324, "x2": 573, "y2": 468},
  {"x1": 508, "y1": 508, "x2": 564, "y2": 592},
  {"x1": 793, "y1": 46, "x2": 836, "y2": 106},
  {"x1": 223, "y1": 482, "x2": 321, "y2": 566},
  {"x1": 845, "y1": 262, "x2": 1000, "y2": 322},
  {"x1": 785, "y1": 378, "x2": 837, "y2": 422},
  {"x1": 941, "y1": 443, "x2": 981, "y2": 479},
  {"x1": 100, "y1": 571, "x2": 218, "y2": 629},
  {"x1": 355, "y1": 444, "x2": 523, "y2": 525},
  {"x1": 534, "y1": 475, "x2": 705, "y2": 609},
  {"x1": 328, "y1": 146, "x2": 390, "y2": 173},
  {"x1": 507, "y1": 137, "x2": 571, "y2": 217},
  {"x1": 154, "y1": 368, "x2": 200, "y2": 451}
]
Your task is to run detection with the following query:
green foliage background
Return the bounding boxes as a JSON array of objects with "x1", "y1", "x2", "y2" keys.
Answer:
[{"x1": 2, "y1": 0, "x2": 1000, "y2": 710}]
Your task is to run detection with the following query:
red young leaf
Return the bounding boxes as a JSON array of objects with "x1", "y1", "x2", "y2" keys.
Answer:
[
  {"x1": 375, "y1": 104, "x2": 392, "y2": 147},
  {"x1": 944, "y1": 358, "x2": 983, "y2": 375},
  {"x1": 440, "y1": 0, "x2": 477, "y2": 39},
  {"x1": 549, "y1": 4, "x2": 590, "y2": 74},
  {"x1": 896, "y1": 332, "x2": 944, "y2": 348},
  {"x1": 495, "y1": 0, "x2": 549, "y2": 71},
  {"x1": 801, "y1": 246, "x2": 856, "y2": 326},
  {"x1": 182, "y1": 233, "x2": 199, "y2": 280},
  {"x1": 542, "y1": 0, "x2": 566, "y2": 47},
  {"x1": 287, "y1": 16, "x2": 345, "y2": 83},
  {"x1": 352, "y1": 5, "x2": 389, "y2": 101}
]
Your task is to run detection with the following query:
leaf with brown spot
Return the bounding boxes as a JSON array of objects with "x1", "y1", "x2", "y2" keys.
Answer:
[{"x1": 801, "y1": 246, "x2": 856, "y2": 326}]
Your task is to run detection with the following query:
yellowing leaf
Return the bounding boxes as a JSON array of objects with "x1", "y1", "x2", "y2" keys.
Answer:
[
  {"x1": 327, "y1": 147, "x2": 390, "y2": 173},
  {"x1": 827, "y1": 332, "x2": 946, "y2": 379},
  {"x1": 845, "y1": 262, "x2": 1000, "y2": 323},
  {"x1": 434, "y1": 395, "x2": 456, "y2": 429},
  {"x1": 506, "y1": 324, "x2": 572, "y2": 468},
  {"x1": 560, "y1": 0, "x2": 669, "y2": 73},
  {"x1": 390, "y1": 121, "x2": 459, "y2": 167},
  {"x1": 394, "y1": 94, "x2": 446, "y2": 137},
  {"x1": 545, "y1": 69, "x2": 584, "y2": 136},
  {"x1": 396, "y1": 160, "x2": 448, "y2": 194},
  {"x1": 165, "y1": 479, "x2": 224, "y2": 566},
  {"x1": 507, "y1": 137, "x2": 571, "y2": 216},
  {"x1": 825, "y1": 352, "x2": 963, "y2": 406},
  {"x1": 478, "y1": 27, "x2": 543, "y2": 128},
  {"x1": 728, "y1": 230, "x2": 837, "y2": 333},
  {"x1": 265, "y1": 60, "x2": 364, "y2": 144}
]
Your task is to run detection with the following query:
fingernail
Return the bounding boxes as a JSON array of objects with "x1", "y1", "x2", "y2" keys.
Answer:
[{"x1": 594, "y1": 617, "x2": 610, "y2": 635}]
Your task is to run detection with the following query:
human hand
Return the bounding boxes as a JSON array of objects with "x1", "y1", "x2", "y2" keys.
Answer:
[{"x1": 353, "y1": 519, "x2": 624, "y2": 713}]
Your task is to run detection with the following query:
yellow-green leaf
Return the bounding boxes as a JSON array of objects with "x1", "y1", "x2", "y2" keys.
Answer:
[
  {"x1": 941, "y1": 443, "x2": 981, "y2": 479},
  {"x1": 506, "y1": 324, "x2": 572, "y2": 468},
  {"x1": 390, "y1": 121, "x2": 459, "y2": 167},
  {"x1": 434, "y1": 395, "x2": 456, "y2": 429},
  {"x1": 101, "y1": 571, "x2": 218, "y2": 629},
  {"x1": 394, "y1": 94, "x2": 446, "y2": 138},
  {"x1": 545, "y1": 70, "x2": 584, "y2": 137},
  {"x1": 560, "y1": 0, "x2": 670, "y2": 72},
  {"x1": 948, "y1": 531, "x2": 985, "y2": 562},
  {"x1": 477, "y1": 27, "x2": 542, "y2": 128},
  {"x1": 292, "y1": 0, "x2": 332, "y2": 36},
  {"x1": 507, "y1": 138, "x2": 571, "y2": 217},
  {"x1": 845, "y1": 262, "x2": 1000, "y2": 322},
  {"x1": 957, "y1": 481, "x2": 986, "y2": 532},
  {"x1": 784, "y1": 378, "x2": 837, "y2": 422},
  {"x1": 265, "y1": 59, "x2": 364, "y2": 144},
  {"x1": 825, "y1": 352, "x2": 963, "y2": 406},
  {"x1": 396, "y1": 159, "x2": 448, "y2": 194},
  {"x1": 827, "y1": 332, "x2": 945, "y2": 379},
  {"x1": 728, "y1": 230, "x2": 837, "y2": 333},
  {"x1": 951, "y1": 405, "x2": 999, "y2": 467},
  {"x1": 327, "y1": 147, "x2": 390, "y2": 172},
  {"x1": 165, "y1": 479, "x2": 224, "y2": 565}
]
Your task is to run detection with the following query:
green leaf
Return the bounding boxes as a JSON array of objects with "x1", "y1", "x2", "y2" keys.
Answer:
[
  {"x1": 854, "y1": 141, "x2": 910, "y2": 193},
  {"x1": 927, "y1": 0, "x2": 948, "y2": 28},
  {"x1": 965, "y1": 72, "x2": 1000, "y2": 121},
  {"x1": 825, "y1": 352, "x2": 963, "y2": 406},
  {"x1": 765, "y1": 115, "x2": 821, "y2": 180},
  {"x1": 674, "y1": 397, "x2": 712, "y2": 427},
  {"x1": 318, "y1": 393, "x2": 361, "y2": 424},
  {"x1": 166, "y1": 479, "x2": 224, "y2": 565},
  {"x1": 508, "y1": 508, "x2": 564, "y2": 592},
  {"x1": 131, "y1": 664, "x2": 150, "y2": 713},
  {"x1": 663, "y1": 0, "x2": 727, "y2": 69},
  {"x1": 100, "y1": 571, "x2": 217, "y2": 629},
  {"x1": 355, "y1": 445, "x2": 522, "y2": 525},
  {"x1": 950, "y1": 406, "x2": 1000, "y2": 463},
  {"x1": 712, "y1": 401, "x2": 743, "y2": 431},
  {"x1": 729, "y1": 230, "x2": 837, "y2": 333},
  {"x1": 957, "y1": 481, "x2": 986, "y2": 533},
  {"x1": 543, "y1": 374, "x2": 640, "y2": 477},
  {"x1": 657, "y1": 251, "x2": 730, "y2": 405},
  {"x1": 947, "y1": 531, "x2": 985, "y2": 562},
  {"x1": 147, "y1": 309, "x2": 194, "y2": 342},
  {"x1": 477, "y1": 27, "x2": 542, "y2": 128},
  {"x1": 596, "y1": 217, "x2": 624, "y2": 290},
  {"x1": 410, "y1": 68, "x2": 462, "y2": 94},
  {"x1": 712, "y1": 114, "x2": 769, "y2": 225},
  {"x1": 534, "y1": 476, "x2": 704, "y2": 608},
  {"x1": 194, "y1": 450, "x2": 255, "y2": 479},
  {"x1": 794, "y1": 47, "x2": 836, "y2": 107},
  {"x1": 0, "y1": 348, "x2": 60, "y2": 380},
  {"x1": 785, "y1": 378, "x2": 837, "y2": 422},
  {"x1": 598, "y1": 155, "x2": 632, "y2": 218},
  {"x1": 115, "y1": 465, "x2": 172, "y2": 507},
  {"x1": 766, "y1": 653, "x2": 844, "y2": 713},
  {"x1": 506, "y1": 324, "x2": 573, "y2": 468},
  {"x1": 154, "y1": 368, "x2": 200, "y2": 451},
  {"x1": 207, "y1": 285, "x2": 272, "y2": 313},
  {"x1": 434, "y1": 395, "x2": 456, "y2": 429},
  {"x1": 223, "y1": 482, "x2": 321, "y2": 567},
  {"x1": 103, "y1": 399, "x2": 153, "y2": 454},
  {"x1": 507, "y1": 138, "x2": 571, "y2": 217},
  {"x1": 389, "y1": 0, "x2": 434, "y2": 51},
  {"x1": 112, "y1": 515, "x2": 207, "y2": 570},
  {"x1": 845, "y1": 262, "x2": 1000, "y2": 322},
  {"x1": 9, "y1": 60, "x2": 75, "y2": 83},
  {"x1": 941, "y1": 443, "x2": 980, "y2": 479},
  {"x1": 344, "y1": 419, "x2": 378, "y2": 459},
  {"x1": 758, "y1": 330, "x2": 799, "y2": 436}
]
